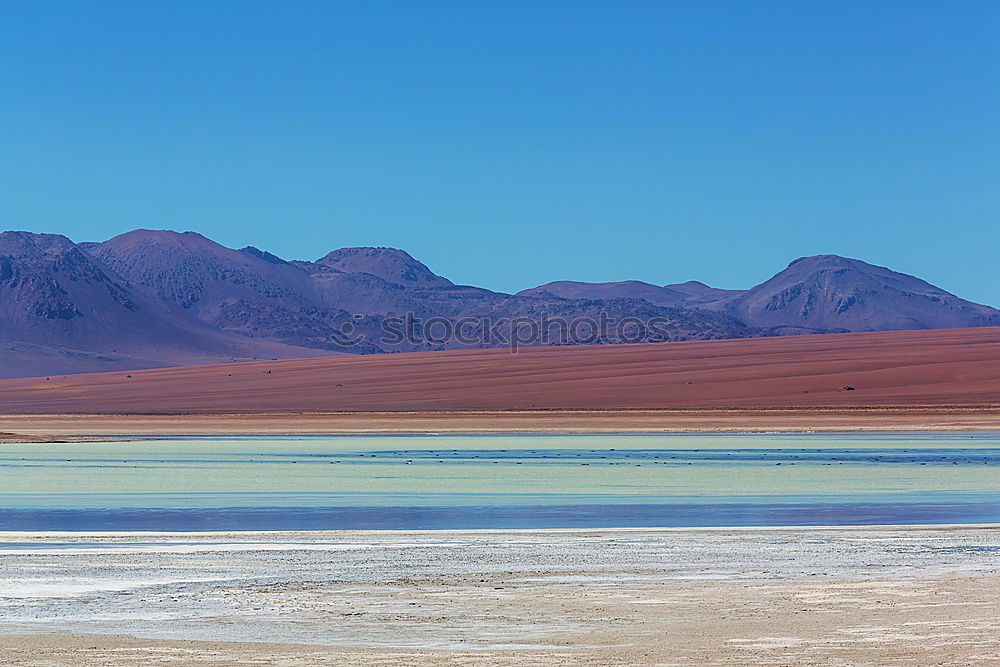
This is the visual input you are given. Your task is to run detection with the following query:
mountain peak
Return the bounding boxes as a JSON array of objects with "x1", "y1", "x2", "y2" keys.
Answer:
[
  {"x1": 315, "y1": 247, "x2": 453, "y2": 287},
  {"x1": 101, "y1": 229, "x2": 224, "y2": 253},
  {"x1": 669, "y1": 280, "x2": 711, "y2": 289},
  {"x1": 660, "y1": 280, "x2": 745, "y2": 306},
  {"x1": 786, "y1": 254, "x2": 877, "y2": 271},
  {"x1": 726, "y1": 254, "x2": 1000, "y2": 331},
  {"x1": 240, "y1": 246, "x2": 288, "y2": 265},
  {"x1": 0, "y1": 231, "x2": 76, "y2": 259},
  {"x1": 517, "y1": 280, "x2": 687, "y2": 306},
  {"x1": 88, "y1": 229, "x2": 313, "y2": 315}
]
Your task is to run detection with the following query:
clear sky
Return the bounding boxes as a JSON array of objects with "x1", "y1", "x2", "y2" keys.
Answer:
[{"x1": 2, "y1": 1, "x2": 998, "y2": 304}]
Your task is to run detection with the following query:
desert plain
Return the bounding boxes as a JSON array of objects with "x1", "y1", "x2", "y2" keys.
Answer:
[{"x1": 1, "y1": 327, "x2": 1000, "y2": 437}]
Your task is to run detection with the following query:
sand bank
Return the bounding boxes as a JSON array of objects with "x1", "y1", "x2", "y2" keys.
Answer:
[
  {"x1": 1, "y1": 407, "x2": 1000, "y2": 439},
  {"x1": 0, "y1": 526, "x2": 998, "y2": 665}
]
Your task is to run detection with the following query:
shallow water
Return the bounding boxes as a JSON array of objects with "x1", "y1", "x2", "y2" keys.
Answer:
[{"x1": 1, "y1": 433, "x2": 999, "y2": 529}]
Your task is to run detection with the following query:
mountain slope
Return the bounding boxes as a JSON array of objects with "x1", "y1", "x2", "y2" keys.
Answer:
[
  {"x1": 663, "y1": 281, "x2": 745, "y2": 307},
  {"x1": 0, "y1": 231, "x2": 212, "y2": 352},
  {"x1": 517, "y1": 280, "x2": 688, "y2": 306},
  {"x1": 312, "y1": 247, "x2": 453, "y2": 287},
  {"x1": 718, "y1": 255, "x2": 1000, "y2": 332},
  {"x1": 89, "y1": 230, "x2": 315, "y2": 314},
  {"x1": 88, "y1": 230, "x2": 359, "y2": 350},
  {"x1": 517, "y1": 279, "x2": 750, "y2": 309},
  {"x1": 0, "y1": 231, "x2": 359, "y2": 377}
]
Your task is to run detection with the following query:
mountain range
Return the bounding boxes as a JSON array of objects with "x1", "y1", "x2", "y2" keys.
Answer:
[{"x1": 1, "y1": 229, "x2": 998, "y2": 378}]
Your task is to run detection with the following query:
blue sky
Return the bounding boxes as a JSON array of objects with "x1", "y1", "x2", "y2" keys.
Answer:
[{"x1": 2, "y1": 1, "x2": 998, "y2": 303}]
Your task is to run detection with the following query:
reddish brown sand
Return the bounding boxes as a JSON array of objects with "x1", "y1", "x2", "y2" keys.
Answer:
[{"x1": 1, "y1": 327, "x2": 1000, "y2": 415}]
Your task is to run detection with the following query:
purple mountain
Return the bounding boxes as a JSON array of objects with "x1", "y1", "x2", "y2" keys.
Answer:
[
  {"x1": 517, "y1": 280, "x2": 689, "y2": 306},
  {"x1": 312, "y1": 247, "x2": 454, "y2": 288},
  {"x1": 712, "y1": 255, "x2": 1000, "y2": 332},
  {"x1": 2, "y1": 229, "x2": 998, "y2": 378},
  {"x1": 86, "y1": 230, "x2": 350, "y2": 349},
  {"x1": 516, "y1": 279, "x2": 746, "y2": 309},
  {"x1": 662, "y1": 281, "x2": 745, "y2": 307},
  {"x1": 0, "y1": 231, "x2": 320, "y2": 377}
]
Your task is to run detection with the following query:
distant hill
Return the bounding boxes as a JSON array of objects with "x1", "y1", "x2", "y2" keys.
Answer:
[
  {"x1": 517, "y1": 280, "x2": 689, "y2": 306},
  {"x1": 312, "y1": 247, "x2": 454, "y2": 287},
  {"x1": 0, "y1": 232, "x2": 219, "y2": 356},
  {"x1": 87, "y1": 229, "x2": 352, "y2": 351},
  {"x1": 523, "y1": 256, "x2": 1000, "y2": 333},
  {"x1": 2, "y1": 228, "x2": 998, "y2": 378},
  {"x1": 713, "y1": 255, "x2": 1000, "y2": 332}
]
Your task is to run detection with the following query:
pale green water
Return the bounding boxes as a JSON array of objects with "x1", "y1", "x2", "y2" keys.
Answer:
[{"x1": 0, "y1": 433, "x2": 998, "y2": 528}]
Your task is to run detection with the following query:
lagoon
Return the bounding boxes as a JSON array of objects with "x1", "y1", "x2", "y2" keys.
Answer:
[{"x1": 1, "y1": 433, "x2": 999, "y2": 530}]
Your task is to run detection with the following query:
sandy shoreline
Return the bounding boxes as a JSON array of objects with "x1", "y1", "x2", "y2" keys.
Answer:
[
  {"x1": 3, "y1": 407, "x2": 1000, "y2": 440},
  {"x1": 3, "y1": 522, "x2": 999, "y2": 536},
  {"x1": 1, "y1": 526, "x2": 999, "y2": 665}
]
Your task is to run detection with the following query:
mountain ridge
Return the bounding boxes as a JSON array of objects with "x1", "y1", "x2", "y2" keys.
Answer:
[
  {"x1": 714, "y1": 255, "x2": 1000, "y2": 331},
  {"x1": 1, "y1": 228, "x2": 997, "y2": 378}
]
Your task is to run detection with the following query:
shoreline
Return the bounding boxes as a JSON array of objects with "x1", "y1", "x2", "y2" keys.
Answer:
[
  {"x1": 2, "y1": 526, "x2": 999, "y2": 665},
  {"x1": 3, "y1": 522, "x2": 1000, "y2": 538},
  {"x1": 4, "y1": 407, "x2": 1000, "y2": 439}
]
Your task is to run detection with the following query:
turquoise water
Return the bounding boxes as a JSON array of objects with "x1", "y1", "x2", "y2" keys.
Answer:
[{"x1": 1, "y1": 433, "x2": 998, "y2": 529}]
